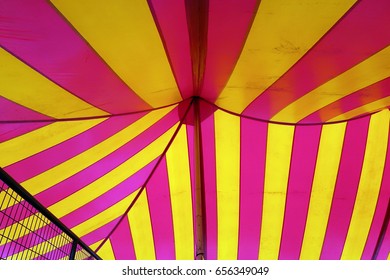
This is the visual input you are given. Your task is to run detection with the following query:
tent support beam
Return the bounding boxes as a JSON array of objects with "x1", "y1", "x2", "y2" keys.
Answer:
[{"x1": 194, "y1": 97, "x2": 206, "y2": 260}]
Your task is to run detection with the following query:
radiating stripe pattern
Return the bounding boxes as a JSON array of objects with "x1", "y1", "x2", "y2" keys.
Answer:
[{"x1": 1, "y1": 0, "x2": 390, "y2": 260}]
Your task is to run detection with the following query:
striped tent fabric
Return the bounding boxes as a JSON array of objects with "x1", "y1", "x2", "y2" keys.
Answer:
[{"x1": 1, "y1": 0, "x2": 390, "y2": 260}]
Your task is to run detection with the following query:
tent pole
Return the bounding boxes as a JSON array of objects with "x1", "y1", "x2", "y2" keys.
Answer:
[{"x1": 194, "y1": 97, "x2": 206, "y2": 260}]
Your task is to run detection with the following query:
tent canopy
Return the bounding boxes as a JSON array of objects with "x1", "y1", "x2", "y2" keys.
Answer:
[{"x1": 1, "y1": 0, "x2": 389, "y2": 260}]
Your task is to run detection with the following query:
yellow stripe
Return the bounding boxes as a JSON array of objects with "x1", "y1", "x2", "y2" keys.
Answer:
[
  {"x1": 388, "y1": 252, "x2": 390, "y2": 260},
  {"x1": 48, "y1": 124, "x2": 178, "y2": 218},
  {"x1": 72, "y1": 191, "x2": 138, "y2": 238},
  {"x1": 0, "y1": 119, "x2": 105, "y2": 167},
  {"x1": 0, "y1": 190, "x2": 13, "y2": 211},
  {"x1": 0, "y1": 48, "x2": 106, "y2": 118},
  {"x1": 166, "y1": 125, "x2": 194, "y2": 260},
  {"x1": 259, "y1": 124, "x2": 294, "y2": 259},
  {"x1": 22, "y1": 106, "x2": 175, "y2": 195},
  {"x1": 329, "y1": 98, "x2": 390, "y2": 122},
  {"x1": 89, "y1": 240, "x2": 101, "y2": 251},
  {"x1": 300, "y1": 123, "x2": 346, "y2": 259},
  {"x1": 51, "y1": 0, "x2": 181, "y2": 107},
  {"x1": 128, "y1": 190, "x2": 156, "y2": 260},
  {"x1": 341, "y1": 110, "x2": 390, "y2": 259},
  {"x1": 96, "y1": 239, "x2": 116, "y2": 260},
  {"x1": 273, "y1": 45, "x2": 390, "y2": 122},
  {"x1": 215, "y1": 110, "x2": 240, "y2": 260},
  {"x1": 216, "y1": 0, "x2": 356, "y2": 113}
]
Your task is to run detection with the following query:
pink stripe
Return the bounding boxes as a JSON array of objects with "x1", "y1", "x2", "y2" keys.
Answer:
[
  {"x1": 0, "y1": 96, "x2": 52, "y2": 122},
  {"x1": 200, "y1": 103, "x2": 217, "y2": 259},
  {"x1": 302, "y1": 77, "x2": 390, "y2": 123},
  {"x1": 0, "y1": 0, "x2": 150, "y2": 114},
  {"x1": 320, "y1": 116, "x2": 370, "y2": 259},
  {"x1": 279, "y1": 125, "x2": 321, "y2": 259},
  {"x1": 376, "y1": 217, "x2": 390, "y2": 260},
  {"x1": 0, "y1": 122, "x2": 50, "y2": 144},
  {"x1": 0, "y1": 97, "x2": 51, "y2": 142},
  {"x1": 148, "y1": 0, "x2": 193, "y2": 99},
  {"x1": 361, "y1": 137, "x2": 390, "y2": 259},
  {"x1": 34, "y1": 109, "x2": 178, "y2": 207},
  {"x1": 60, "y1": 160, "x2": 157, "y2": 229},
  {"x1": 201, "y1": 0, "x2": 258, "y2": 102},
  {"x1": 81, "y1": 217, "x2": 121, "y2": 247},
  {"x1": 5, "y1": 112, "x2": 147, "y2": 182},
  {"x1": 237, "y1": 118, "x2": 267, "y2": 259},
  {"x1": 147, "y1": 158, "x2": 175, "y2": 260},
  {"x1": 110, "y1": 216, "x2": 136, "y2": 260},
  {"x1": 244, "y1": 0, "x2": 390, "y2": 119}
]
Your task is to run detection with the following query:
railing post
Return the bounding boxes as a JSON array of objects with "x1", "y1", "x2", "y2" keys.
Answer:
[{"x1": 70, "y1": 240, "x2": 78, "y2": 260}]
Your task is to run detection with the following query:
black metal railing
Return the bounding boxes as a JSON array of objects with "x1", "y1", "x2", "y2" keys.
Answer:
[{"x1": 0, "y1": 168, "x2": 100, "y2": 260}]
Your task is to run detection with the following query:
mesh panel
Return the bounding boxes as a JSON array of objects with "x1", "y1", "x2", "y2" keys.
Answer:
[{"x1": 0, "y1": 179, "x2": 96, "y2": 260}]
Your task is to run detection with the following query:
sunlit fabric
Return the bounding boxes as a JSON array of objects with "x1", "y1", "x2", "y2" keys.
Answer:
[{"x1": 1, "y1": 0, "x2": 389, "y2": 260}]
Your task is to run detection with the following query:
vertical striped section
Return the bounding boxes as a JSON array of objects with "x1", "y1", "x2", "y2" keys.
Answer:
[
  {"x1": 279, "y1": 125, "x2": 321, "y2": 259},
  {"x1": 201, "y1": 105, "x2": 218, "y2": 260},
  {"x1": 341, "y1": 110, "x2": 389, "y2": 259},
  {"x1": 215, "y1": 110, "x2": 240, "y2": 260},
  {"x1": 300, "y1": 123, "x2": 346, "y2": 259},
  {"x1": 321, "y1": 117, "x2": 370, "y2": 259},
  {"x1": 128, "y1": 190, "x2": 155, "y2": 260},
  {"x1": 259, "y1": 124, "x2": 294, "y2": 259},
  {"x1": 362, "y1": 124, "x2": 390, "y2": 259},
  {"x1": 147, "y1": 159, "x2": 175, "y2": 260},
  {"x1": 51, "y1": 0, "x2": 181, "y2": 107},
  {"x1": 166, "y1": 125, "x2": 194, "y2": 260},
  {"x1": 238, "y1": 118, "x2": 267, "y2": 259},
  {"x1": 216, "y1": 0, "x2": 356, "y2": 113},
  {"x1": 110, "y1": 215, "x2": 136, "y2": 260}
]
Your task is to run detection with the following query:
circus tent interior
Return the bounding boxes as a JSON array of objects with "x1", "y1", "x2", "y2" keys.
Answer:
[{"x1": 0, "y1": 0, "x2": 390, "y2": 260}]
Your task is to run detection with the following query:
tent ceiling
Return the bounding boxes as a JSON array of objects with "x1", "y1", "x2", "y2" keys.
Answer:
[{"x1": 1, "y1": 0, "x2": 389, "y2": 260}]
